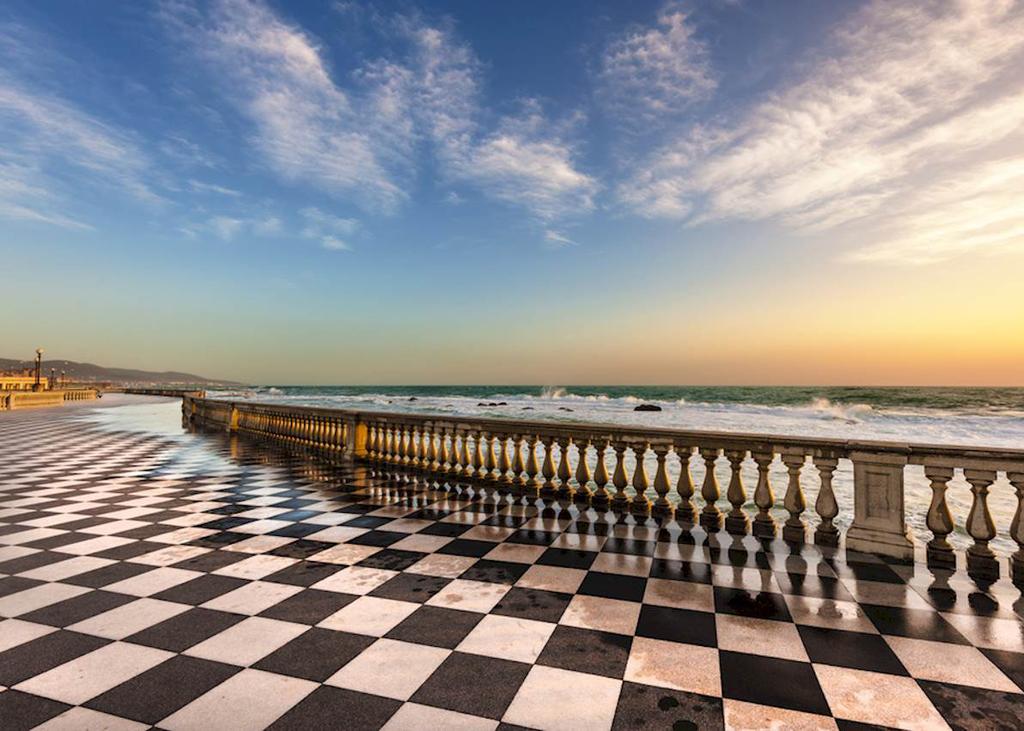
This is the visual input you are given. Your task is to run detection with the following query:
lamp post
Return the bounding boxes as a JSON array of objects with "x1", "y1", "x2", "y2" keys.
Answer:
[
  {"x1": 33, "y1": 348, "x2": 44, "y2": 392},
  {"x1": 49, "y1": 368, "x2": 56, "y2": 391}
]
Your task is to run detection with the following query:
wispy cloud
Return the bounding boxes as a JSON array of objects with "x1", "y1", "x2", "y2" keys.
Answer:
[
  {"x1": 543, "y1": 229, "x2": 577, "y2": 249},
  {"x1": 446, "y1": 101, "x2": 597, "y2": 222},
  {"x1": 188, "y1": 179, "x2": 241, "y2": 197},
  {"x1": 0, "y1": 38, "x2": 161, "y2": 230},
  {"x1": 617, "y1": 0, "x2": 1024, "y2": 263},
  {"x1": 599, "y1": 2, "x2": 715, "y2": 124},
  {"x1": 301, "y1": 206, "x2": 360, "y2": 251}
]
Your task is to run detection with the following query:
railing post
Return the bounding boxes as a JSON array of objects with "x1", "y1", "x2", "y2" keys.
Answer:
[
  {"x1": 1009, "y1": 472, "x2": 1024, "y2": 588},
  {"x1": 351, "y1": 416, "x2": 368, "y2": 458},
  {"x1": 964, "y1": 468, "x2": 999, "y2": 582},
  {"x1": 846, "y1": 452, "x2": 915, "y2": 561},
  {"x1": 724, "y1": 450, "x2": 749, "y2": 535},
  {"x1": 923, "y1": 465, "x2": 955, "y2": 570},
  {"x1": 814, "y1": 457, "x2": 840, "y2": 547},
  {"x1": 782, "y1": 453, "x2": 807, "y2": 544},
  {"x1": 699, "y1": 448, "x2": 722, "y2": 531},
  {"x1": 228, "y1": 404, "x2": 239, "y2": 433}
]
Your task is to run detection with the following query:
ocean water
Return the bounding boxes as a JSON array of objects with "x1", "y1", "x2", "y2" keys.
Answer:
[{"x1": 207, "y1": 385, "x2": 1024, "y2": 555}]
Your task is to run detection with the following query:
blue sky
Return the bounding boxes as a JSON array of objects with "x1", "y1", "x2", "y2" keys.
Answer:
[{"x1": 3, "y1": 1, "x2": 1023, "y2": 384}]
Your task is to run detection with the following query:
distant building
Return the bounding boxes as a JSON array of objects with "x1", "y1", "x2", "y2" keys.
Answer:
[{"x1": 0, "y1": 373, "x2": 40, "y2": 390}]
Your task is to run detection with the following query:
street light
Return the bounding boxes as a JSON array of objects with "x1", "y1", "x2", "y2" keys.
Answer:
[{"x1": 34, "y1": 348, "x2": 44, "y2": 392}]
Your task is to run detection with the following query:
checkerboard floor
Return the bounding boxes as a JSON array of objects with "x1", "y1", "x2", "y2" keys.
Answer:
[{"x1": 2, "y1": 396, "x2": 1023, "y2": 730}]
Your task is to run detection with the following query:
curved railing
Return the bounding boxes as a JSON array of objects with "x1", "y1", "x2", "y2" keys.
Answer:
[{"x1": 182, "y1": 395, "x2": 1024, "y2": 587}]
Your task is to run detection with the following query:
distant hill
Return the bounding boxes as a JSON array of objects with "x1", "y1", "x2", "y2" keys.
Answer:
[{"x1": 0, "y1": 358, "x2": 242, "y2": 386}]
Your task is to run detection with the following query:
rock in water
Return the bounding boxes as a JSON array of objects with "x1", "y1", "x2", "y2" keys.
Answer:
[{"x1": 634, "y1": 403, "x2": 662, "y2": 412}]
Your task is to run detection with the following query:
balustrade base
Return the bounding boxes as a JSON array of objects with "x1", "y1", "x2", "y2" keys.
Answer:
[
  {"x1": 651, "y1": 502, "x2": 673, "y2": 520},
  {"x1": 782, "y1": 522, "x2": 806, "y2": 544},
  {"x1": 966, "y1": 548, "x2": 1000, "y2": 583},
  {"x1": 630, "y1": 498, "x2": 652, "y2": 518},
  {"x1": 573, "y1": 490, "x2": 593, "y2": 505},
  {"x1": 699, "y1": 510, "x2": 722, "y2": 532},
  {"x1": 926, "y1": 543, "x2": 957, "y2": 571},
  {"x1": 1012, "y1": 556, "x2": 1024, "y2": 588},
  {"x1": 814, "y1": 526, "x2": 840, "y2": 548},
  {"x1": 725, "y1": 514, "x2": 750, "y2": 536},
  {"x1": 846, "y1": 525, "x2": 916, "y2": 561}
]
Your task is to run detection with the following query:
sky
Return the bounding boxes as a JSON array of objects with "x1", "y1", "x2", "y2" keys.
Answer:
[{"x1": 2, "y1": 0, "x2": 1023, "y2": 386}]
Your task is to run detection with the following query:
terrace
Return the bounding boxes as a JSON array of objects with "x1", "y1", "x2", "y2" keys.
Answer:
[{"x1": 0, "y1": 394, "x2": 1022, "y2": 729}]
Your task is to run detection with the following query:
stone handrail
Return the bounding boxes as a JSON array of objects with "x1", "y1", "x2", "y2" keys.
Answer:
[
  {"x1": 182, "y1": 395, "x2": 1024, "y2": 586},
  {"x1": 124, "y1": 388, "x2": 207, "y2": 398},
  {"x1": 1, "y1": 390, "x2": 96, "y2": 410}
]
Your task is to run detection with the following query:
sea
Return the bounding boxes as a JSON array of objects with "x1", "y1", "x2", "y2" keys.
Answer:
[{"x1": 204, "y1": 385, "x2": 1024, "y2": 555}]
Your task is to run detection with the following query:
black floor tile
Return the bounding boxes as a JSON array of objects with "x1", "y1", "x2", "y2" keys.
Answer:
[
  {"x1": 263, "y1": 560, "x2": 342, "y2": 587},
  {"x1": 419, "y1": 521, "x2": 473, "y2": 537},
  {"x1": 199, "y1": 516, "x2": 254, "y2": 531},
  {"x1": 260, "y1": 588, "x2": 358, "y2": 624},
  {"x1": 506, "y1": 528, "x2": 559, "y2": 546},
  {"x1": 537, "y1": 624, "x2": 632, "y2": 678},
  {"x1": 86, "y1": 655, "x2": 239, "y2": 724},
  {"x1": 170, "y1": 549, "x2": 248, "y2": 573},
  {"x1": 369, "y1": 572, "x2": 451, "y2": 603},
  {"x1": 254, "y1": 627, "x2": 374, "y2": 682},
  {"x1": 267, "y1": 685, "x2": 401, "y2": 730},
  {"x1": 437, "y1": 539, "x2": 495, "y2": 558},
  {"x1": 636, "y1": 604, "x2": 717, "y2": 647},
  {"x1": 579, "y1": 571, "x2": 647, "y2": 602},
  {"x1": 0, "y1": 631, "x2": 109, "y2": 686},
  {"x1": 492, "y1": 586, "x2": 573, "y2": 624},
  {"x1": 0, "y1": 576, "x2": 43, "y2": 598},
  {"x1": 385, "y1": 605, "x2": 483, "y2": 648},
  {"x1": 719, "y1": 650, "x2": 831, "y2": 715},
  {"x1": 346, "y1": 530, "x2": 407, "y2": 547},
  {"x1": 648, "y1": 559, "x2": 712, "y2": 584},
  {"x1": 798, "y1": 625, "x2": 908, "y2": 675},
  {"x1": 918, "y1": 679, "x2": 1024, "y2": 731},
  {"x1": 775, "y1": 571, "x2": 855, "y2": 601},
  {"x1": 602, "y1": 537, "x2": 657, "y2": 556},
  {"x1": 268, "y1": 539, "x2": 337, "y2": 559},
  {"x1": 537, "y1": 546, "x2": 598, "y2": 570},
  {"x1": 126, "y1": 607, "x2": 245, "y2": 652},
  {"x1": 0, "y1": 690, "x2": 70, "y2": 731},
  {"x1": 268, "y1": 522, "x2": 325, "y2": 539},
  {"x1": 94, "y1": 540, "x2": 164, "y2": 560},
  {"x1": 981, "y1": 648, "x2": 1024, "y2": 692},
  {"x1": 189, "y1": 531, "x2": 251, "y2": 548},
  {"x1": 19, "y1": 589, "x2": 135, "y2": 627},
  {"x1": 459, "y1": 559, "x2": 529, "y2": 585},
  {"x1": 340, "y1": 515, "x2": 393, "y2": 529},
  {"x1": 714, "y1": 587, "x2": 793, "y2": 621},
  {"x1": 860, "y1": 604, "x2": 971, "y2": 644},
  {"x1": 0, "y1": 551, "x2": 68, "y2": 575},
  {"x1": 356, "y1": 548, "x2": 425, "y2": 571},
  {"x1": 152, "y1": 574, "x2": 248, "y2": 605},
  {"x1": 412, "y1": 651, "x2": 531, "y2": 719},
  {"x1": 612, "y1": 682, "x2": 724, "y2": 731},
  {"x1": 63, "y1": 561, "x2": 153, "y2": 588}
]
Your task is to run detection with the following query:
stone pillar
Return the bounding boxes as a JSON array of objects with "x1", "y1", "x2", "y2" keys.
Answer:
[
  {"x1": 813, "y1": 457, "x2": 840, "y2": 547},
  {"x1": 964, "y1": 468, "x2": 999, "y2": 582},
  {"x1": 923, "y1": 465, "x2": 955, "y2": 570},
  {"x1": 1009, "y1": 472, "x2": 1024, "y2": 588},
  {"x1": 846, "y1": 452, "x2": 914, "y2": 561}
]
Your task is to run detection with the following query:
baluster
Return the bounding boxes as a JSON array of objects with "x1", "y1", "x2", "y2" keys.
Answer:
[
  {"x1": 438, "y1": 428, "x2": 451, "y2": 474},
  {"x1": 512, "y1": 435, "x2": 526, "y2": 487},
  {"x1": 725, "y1": 450, "x2": 749, "y2": 535},
  {"x1": 498, "y1": 435, "x2": 512, "y2": 483},
  {"x1": 556, "y1": 436, "x2": 574, "y2": 500},
  {"x1": 631, "y1": 442, "x2": 651, "y2": 517},
  {"x1": 964, "y1": 468, "x2": 999, "y2": 582},
  {"x1": 383, "y1": 426, "x2": 394, "y2": 462},
  {"x1": 592, "y1": 439, "x2": 610, "y2": 507},
  {"x1": 574, "y1": 439, "x2": 593, "y2": 504},
  {"x1": 1009, "y1": 471, "x2": 1024, "y2": 588},
  {"x1": 675, "y1": 445, "x2": 696, "y2": 523},
  {"x1": 407, "y1": 425, "x2": 419, "y2": 469},
  {"x1": 473, "y1": 431, "x2": 486, "y2": 480},
  {"x1": 651, "y1": 445, "x2": 672, "y2": 519},
  {"x1": 539, "y1": 436, "x2": 557, "y2": 497},
  {"x1": 699, "y1": 448, "x2": 722, "y2": 531},
  {"x1": 923, "y1": 466, "x2": 955, "y2": 569},
  {"x1": 460, "y1": 431, "x2": 473, "y2": 478},
  {"x1": 484, "y1": 434, "x2": 497, "y2": 482},
  {"x1": 611, "y1": 442, "x2": 630, "y2": 511},
  {"x1": 752, "y1": 453, "x2": 776, "y2": 537},
  {"x1": 524, "y1": 436, "x2": 541, "y2": 496},
  {"x1": 814, "y1": 457, "x2": 840, "y2": 547},
  {"x1": 782, "y1": 453, "x2": 807, "y2": 543},
  {"x1": 401, "y1": 426, "x2": 412, "y2": 466},
  {"x1": 449, "y1": 430, "x2": 462, "y2": 475}
]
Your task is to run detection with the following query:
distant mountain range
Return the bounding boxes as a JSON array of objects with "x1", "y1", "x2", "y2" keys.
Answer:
[{"x1": 0, "y1": 358, "x2": 241, "y2": 386}]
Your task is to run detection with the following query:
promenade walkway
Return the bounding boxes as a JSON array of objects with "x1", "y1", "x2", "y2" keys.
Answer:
[{"x1": 1, "y1": 396, "x2": 1022, "y2": 729}]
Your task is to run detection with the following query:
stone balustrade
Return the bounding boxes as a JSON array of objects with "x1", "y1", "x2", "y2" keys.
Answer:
[
  {"x1": 0, "y1": 389, "x2": 97, "y2": 410},
  {"x1": 182, "y1": 395, "x2": 1024, "y2": 587},
  {"x1": 123, "y1": 388, "x2": 206, "y2": 398}
]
